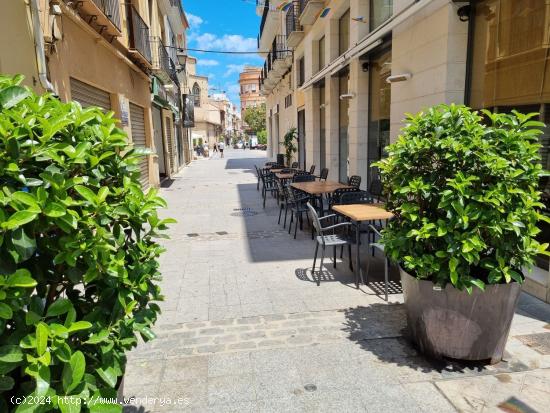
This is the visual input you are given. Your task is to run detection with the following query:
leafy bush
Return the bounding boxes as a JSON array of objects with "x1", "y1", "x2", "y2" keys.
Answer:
[
  {"x1": 257, "y1": 130, "x2": 267, "y2": 145},
  {"x1": 0, "y1": 75, "x2": 171, "y2": 411},
  {"x1": 376, "y1": 104, "x2": 548, "y2": 292},
  {"x1": 283, "y1": 128, "x2": 297, "y2": 166}
]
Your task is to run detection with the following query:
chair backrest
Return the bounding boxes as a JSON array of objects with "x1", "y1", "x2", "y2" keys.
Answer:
[
  {"x1": 369, "y1": 179, "x2": 384, "y2": 201},
  {"x1": 291, "y1": 161, "x2": 299, "y2": 169},
  {"x1": 294, "y1": 170, "x2": 309, "y2": 176},
  {"x1": 309, "y1": 165, "x2": 316, "y2": 175},
  {"x1": 281, "y1": 168, "x2": 293, "y2": 173},
  {"x1": 306, "y1": 202, "x2": 323, "y2": 235},
  {"x1": 348, "y1": 175, "x2": 361, "y2": 188},
  {"x1": 319, "y1": 168, "x2": 329, "y2": 181},
  {"x1": 340, "y1": 190, "x2": 372, "y2": 205},
  {"x1": 293, "y1": 174, "x2": 315, "y2": 183},
  {"x1": 331, "y1": 187, "x2": 360, "y2": 207},
  {"x1": 275, "y1": 179, "x2": 286, "y2": 199}
]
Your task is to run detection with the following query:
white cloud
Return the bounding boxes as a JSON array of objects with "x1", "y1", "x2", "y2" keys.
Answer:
[
  {"x1": 197, "y1": 59, "x2": 219, "y2": 67},
  {"x1": 187, "y1": 13, "x2": 203, "y2": 29},
  {"x1": 224, "y1": 64, "x2": 246, "y2": 77},
  {"x1": 194, "y1": 33, "x2": 257, "y2": 53}
]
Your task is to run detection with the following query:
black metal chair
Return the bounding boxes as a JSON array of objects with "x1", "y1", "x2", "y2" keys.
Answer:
[
  {"x1": 340, "y1": 190, "x2": 372, "y2": 205},
  {"x1": 287, "y1": 188, "x2": 311, "y2": 239},
  {"x1": 348, "y1": 175, "x2": 362, "y2": 189},
  {"x1": 293, "y1": 174, "x2": 315, "y2": 183},
  {"x1": 259, "y1": 169, "x2": 278, "y2": 208},
  {"x1": 291, "y1": 161, "x2": 299, "y2": 169},
  {"x1": 265, "y1": 161, "x2": 278, "y2": 167},
  {"x1": 307, "y1": 203, "x2": 354, "y2": 285},
  {"x1": 275, "y1": 179, "x2": 289, "y2": 227},
  {"x1": 365, "y1": 224, "x2": 390, "y2": 301},
  {"x1": 368, "y1": 179, "x2": 384, "y2": 202},
  {"x1": 318, "y1": 168, "x2": 329, "y2": 181},
  {"x1": 309, "y1": 165, "x2": 316, "y2": 175},
  {"x1": 254, "y1": 165, "x2": 262, "y2": 191}
]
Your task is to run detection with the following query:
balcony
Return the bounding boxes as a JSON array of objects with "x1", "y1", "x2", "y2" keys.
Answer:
[
  {"x1": 286, "y1": 1, "x2": 304, "y2": 48},
  {"x1": 257, "y1": 0, "x2": 281, "y2": 52},
  {"x1": 151, "y1": 37, "x2": 179, "y2": 85},
  {"x1": 256, "y1": 0, "x2": 268, "y2": 16},
  {"x1": 65, "y1": 0, "x2": 122, "y2": 37},
  {"x1": 271, "y1": 35, "x2": 293, "y2": 75},
  {"x1": 126, "y1": 4, "x2": 152, "y2": 67},
  {"x1": 299, "y1": 0, "x2": 325, "y2": 25}
]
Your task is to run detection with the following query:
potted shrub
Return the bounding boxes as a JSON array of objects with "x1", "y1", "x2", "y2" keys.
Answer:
[
  {"x1": 283, "y1": 128, "x2": 297, "y2": 167},
  {"x1": 376, "y1": 104, "x2": 548, "y2": 363},
  {"x1": 0, "y1": 75, "x2": 172, "y2": 411}
]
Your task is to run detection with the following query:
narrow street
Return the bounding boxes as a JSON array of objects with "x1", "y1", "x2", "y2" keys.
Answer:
[{"x1": 123, "y1": 149, "x2": 550, "y2": 413}]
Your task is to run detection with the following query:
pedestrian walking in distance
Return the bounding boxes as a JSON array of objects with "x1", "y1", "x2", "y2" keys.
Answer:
[{"x1": 219, "y1": 141, "x2": 225, "y2": 158}]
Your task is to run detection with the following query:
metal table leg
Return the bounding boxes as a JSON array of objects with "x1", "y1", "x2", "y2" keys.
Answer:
[{"x1": 355, "y1": 220, "x2": 361, "y2": 288}]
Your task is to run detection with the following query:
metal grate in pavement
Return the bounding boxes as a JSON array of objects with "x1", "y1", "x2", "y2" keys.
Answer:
[
  {"x1": 231, "y1": 207, "x2": 258, "y2": 217},
  {"x1": 515, "y1": 332, "x2": 550, "y2": 355}
]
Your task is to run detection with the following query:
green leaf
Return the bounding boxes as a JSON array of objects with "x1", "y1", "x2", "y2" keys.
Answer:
[
  {"x1": 0, "y1": 345, "x2": 24, "y2": 363},
  {"x1": 62, "y1": 351, "x2": 85, "y2": 394},
  {"x1": 469, "y1": 279, "x2": 485, "y2": 291},
  {"x1": 36, "y1": 365, "x2": 50, "y2": 397},
  {"x1": 0, "y1": 85, "x2": 30, "y2": 108},
  {"x1": 12, "y1": 191, "x2": 39, "y2": 209},
  {"x1": 96, "y1": 366, "x2": 117, "y2": 388},
  {"x1": 54, "y1": 343, "x2": 72, "y2": 363},
  {"x1": 36, "y1": 323, "x2": 49, "y2": 356},
  {"x1": 0, "y1": 375, "x2": 14, "y2": 391},
  {"x1": 7, "y1": 269, "x2": 37, "y2": 288},
  {"x1": 85, "y1": 329, "x2": 109, "y2": 344},
  {"x1": 0, "y1": 303, "x2": 12, "y2": 320},
  {"x1": 12, "y1": 227, "x2": 37, "y2": 262},
  {"x1": 46, "y1": 299, "x2": 73, "y2": 318},
  {"x1": 67, "y1": 321, "x2": 92, "y2": 333},
  {"x1": 3, "y1": 210, "x2": 38, "y2": 230},
  {"x1": 44, "y1": 202, "x2": 66, "y2": 217},
  {"x1": 89, "y1": 402, "x2": 122, "y2": 413},
  {"x1": 74, "y1": 185, "x2": 97, "y2": 206},
  {"x1": 59, "y1": 398, "x2": 82, "y2": 413}
]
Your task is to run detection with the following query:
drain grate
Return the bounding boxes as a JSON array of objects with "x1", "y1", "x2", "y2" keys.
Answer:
[
  {"x1": 187, "y1": 233, "x2": 199, "y2": 237},
  {"x1": 231, "y1": 207, "x2": 258, "y2": 217},
  {"x1": 515, "y1": 332, "x2": 550, "y2": 355}
]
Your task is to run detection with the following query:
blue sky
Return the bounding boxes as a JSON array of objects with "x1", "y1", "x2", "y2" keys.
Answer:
[{"x1": 184, "y1": 0, "x2": 263, "y2": 107}]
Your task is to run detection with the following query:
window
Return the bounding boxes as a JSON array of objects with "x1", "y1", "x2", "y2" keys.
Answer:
[
  {"x1": 468, "y1": 0, "x2": 550, "y2": 268},
  {"x1": 297, "y1": 56, "x2": 305, "y2": 87},
  {"x1": 367, "y1": 47, "x2": 392, "y2": 186},
  {"x1": 339, "y1": 9, "x2": 350, "y2": 55},
  {"x1": 192, "y1": 83, "x2": 201, "y2": 107},
  {"x1": 370, "y1": 0, "x2": 393, "y2": 31},
  {"x1": 318, "y1": 36, "x2": 325, "y2": 72},
  {"x1": 285, "y1": 94, "x2": 292, "y2": 108}
]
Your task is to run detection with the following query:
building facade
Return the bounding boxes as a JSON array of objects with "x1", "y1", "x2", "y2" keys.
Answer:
[
  {"x1": 239, "y1": 66, "x2": 265, "y2": 114},
  {"x1": 258, "y1": 0, "x2": 550, "y2": 301},
  {"x1": 1, "y1": 0, "x2": 193, "y2": 187}
]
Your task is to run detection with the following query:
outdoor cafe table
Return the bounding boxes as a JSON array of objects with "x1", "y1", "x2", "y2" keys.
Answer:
[
  {"x1": 291, "y1": 181, "x2": 352, "y2": 218},
  {"x1": 275, "y1": 171, "x2": 296, "y2": 181},
  {"x1": 332, "y1": 204, "x2": 394, "y2": 288}
]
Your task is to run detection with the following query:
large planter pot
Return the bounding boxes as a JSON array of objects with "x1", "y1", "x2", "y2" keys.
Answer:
[{"x1": 400, "y1": 268, "x2": 521, "y2": 364}]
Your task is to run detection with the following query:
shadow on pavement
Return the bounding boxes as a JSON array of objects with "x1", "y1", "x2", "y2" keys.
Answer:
[{"x1": 342, "y1": 304, "x2": 532, "y2": 378}]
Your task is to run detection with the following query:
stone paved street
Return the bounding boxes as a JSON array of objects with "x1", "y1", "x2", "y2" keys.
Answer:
[{"x1": 123, "y1": 150, "x2": 550, "y2": 412}]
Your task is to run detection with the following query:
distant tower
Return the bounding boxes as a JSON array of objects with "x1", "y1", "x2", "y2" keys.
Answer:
[{"x1": 239, "y1": 66, "x2": 265, "y2": 115}]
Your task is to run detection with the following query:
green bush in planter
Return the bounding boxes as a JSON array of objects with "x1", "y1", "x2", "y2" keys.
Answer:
[
  {"x1": 375, "y1": 104, "x2": 549, "y2": 292},
  {"x1": 0, "y1": 75, "x2": 172, "y2": 412}
]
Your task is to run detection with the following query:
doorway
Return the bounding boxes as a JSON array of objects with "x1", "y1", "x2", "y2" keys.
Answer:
[
  {"x1": 152, "y1": 106, "x2": 166, "y2": 178},
  {"x1": 297, "y1": 109, "x2": 306, "y2": 169}
]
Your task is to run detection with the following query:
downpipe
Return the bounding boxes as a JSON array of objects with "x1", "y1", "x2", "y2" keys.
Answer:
[{"x1": 28, "y1": 0, "x2": 55, "y2": 93}]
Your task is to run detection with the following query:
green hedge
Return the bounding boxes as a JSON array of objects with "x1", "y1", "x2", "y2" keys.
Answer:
[
  {"x1": 0, "y1": 75, "x2": 172, "y2": 412},
  {"x1": 376, "y1": 104, "x2": 549, "y2": 292}
]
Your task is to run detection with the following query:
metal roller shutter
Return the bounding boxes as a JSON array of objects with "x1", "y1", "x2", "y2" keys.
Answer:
[
  {"x1": 129, "y1": 103, "x2": 150, "y2": 188},
  {"x1": 164, "y1": 115, "x2": 177, "y2": 174},
  {"x1": 70, "y1": 78, "x2": 111, "y2": 110}
]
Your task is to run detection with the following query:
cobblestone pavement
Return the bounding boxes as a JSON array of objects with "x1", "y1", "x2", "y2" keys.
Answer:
[{"x1": 124, "y1": 150, "x2": 550, "y2": 412}]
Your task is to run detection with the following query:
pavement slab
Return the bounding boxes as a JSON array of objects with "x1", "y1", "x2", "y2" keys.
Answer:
[{"x1": 123, "y1": 150, "x2": 550, "y2": 412}]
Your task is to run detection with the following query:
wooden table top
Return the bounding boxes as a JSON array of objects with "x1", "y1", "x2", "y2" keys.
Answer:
[
  {"x1": 291, "y1": 181, "x2": 351, "y2": 195},
  {"x1": 332, "y1": 204, "x2": 394, "y2": 222}
]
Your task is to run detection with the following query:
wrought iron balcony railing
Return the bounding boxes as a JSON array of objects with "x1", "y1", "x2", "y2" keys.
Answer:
[
  {"x1": 272, "y1": 35, "x2": 292, "y2": 61},
  {"x1": 151, "y1": 37, "x2": 179, "y2": 85},
  {"x1": 92, "y1": 0, "x2": 121, "y2": 31},
  {"x1": 127, "y1": 4, "x2": 152, "y2": 64},
  {"x1": 285, "y1": 1, "x2": 302, "y2": 38}
]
